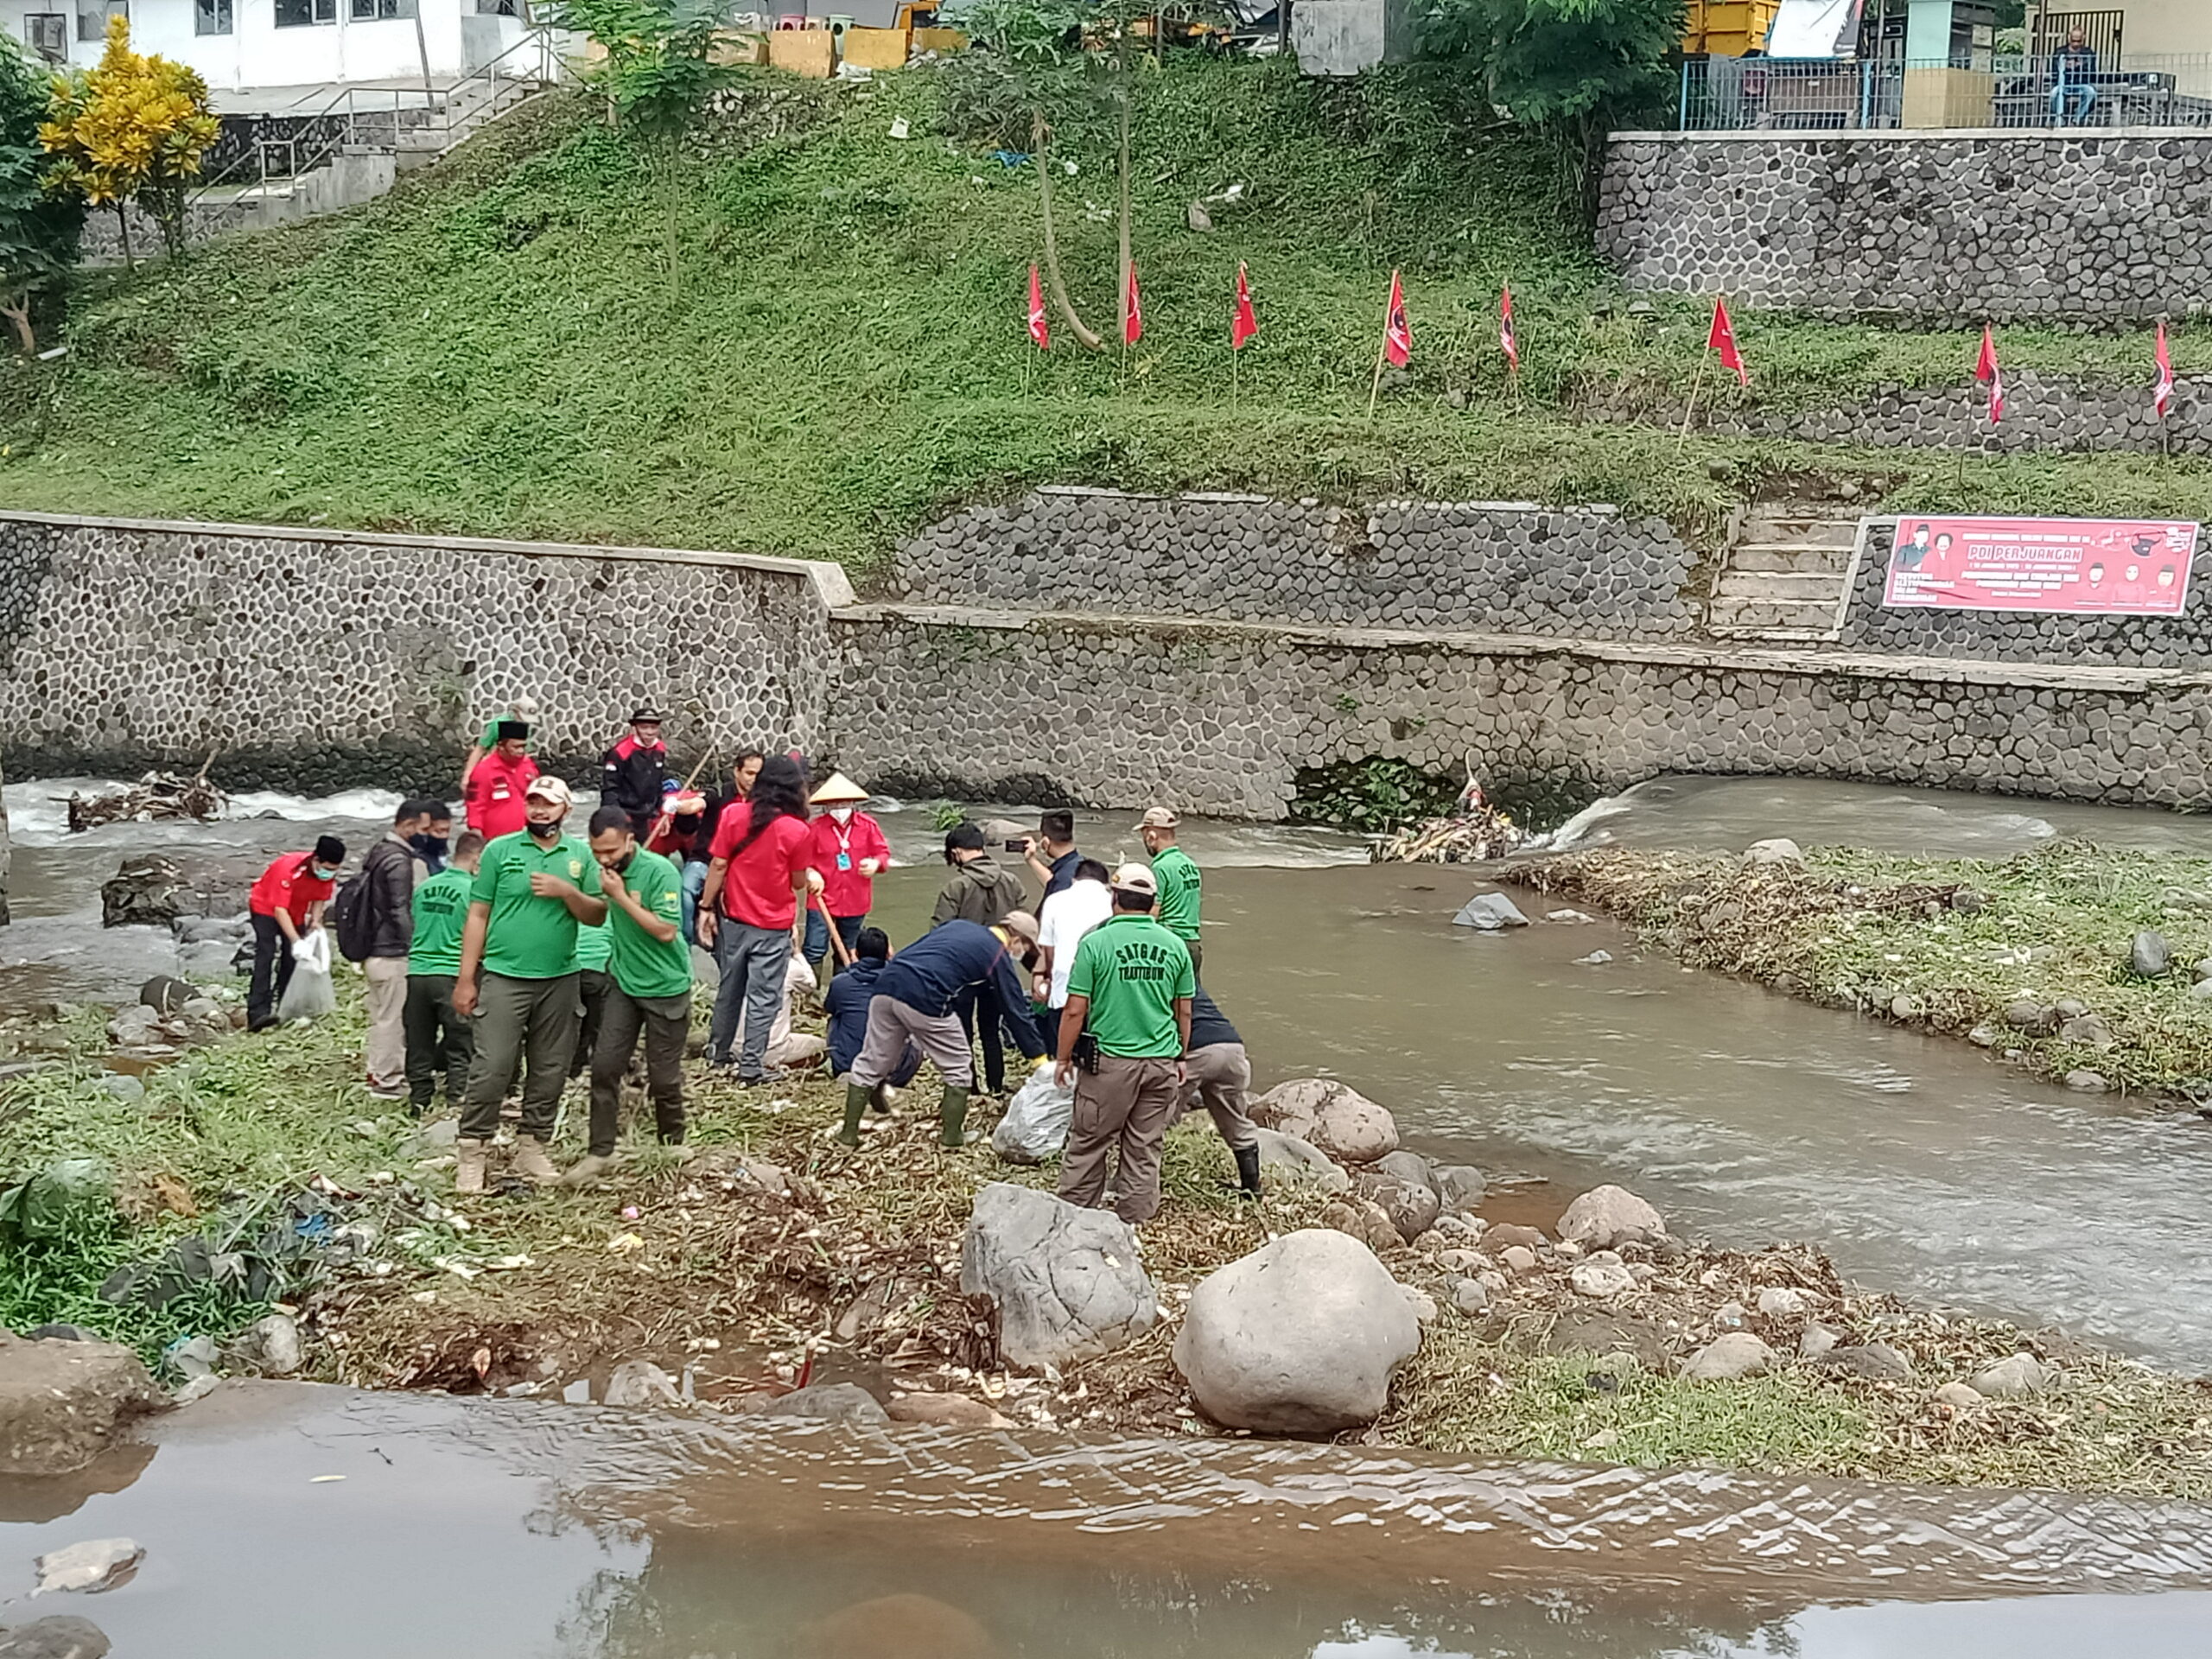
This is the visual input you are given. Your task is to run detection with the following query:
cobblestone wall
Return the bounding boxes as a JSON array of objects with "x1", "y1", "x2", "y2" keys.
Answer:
[
  {"x1": 893, "y1": 489, "x2": 1705, "y2": 638},
  {"x1": 0, "y1": 514, "x2": 849, "y2": 793},
  {"x1": 1599, "y1": 132, "x2": 2212, "y2": 323},
  {"x1": 832, "y1": 610, "x2": 2211, "y2": 817}
]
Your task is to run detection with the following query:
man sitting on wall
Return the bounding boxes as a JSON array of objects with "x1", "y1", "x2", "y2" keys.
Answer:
[{"x1": 2050, "y1": 28, "x2": 2098, "y2": 125}]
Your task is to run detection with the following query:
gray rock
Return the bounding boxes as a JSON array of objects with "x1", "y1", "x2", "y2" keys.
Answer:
[
  {"x1": 1172, "y1": 1229, "x2": 1421, "y2": 1433},
  {"x1": 1452, "y1": 892, "x2": 1530, "y2": 931},
  {"x1": 1320, "y1": 1195, "x2": 1404, "y2": 1255},
  {"x1": 1250, "y1": 1128, "x2": 1350, "y2": 1194},
  {"x1": 1576, "y1": 949, "x2": 1615, "y2": 964},
  {"x1": 1754, "y1": 1287, "x2": 1809, "y2": 1318},
  {"x1": 2195, "y1": 957, "x2": 2212, "y2": 983},
  {"x1": 0, "y1": 1614, "x2": 113, "y2": 1657},
  {"x1": 2059, "y1": 1012, "x2": 2115, "y2": 1049},
  {"x1": 1681, "y1": 1332, "x2": 1775, "y2": 1381},
  {"x1": 762, "y1": 1382, "x2": 891, "y2": 1427},
  {"x1": 2130, "y1": 929, "x2": 2172, "y2": 977},
  {"x1": 1932, "y1": 1380, "x2": 1985, "y2": 1409},
  {"x1": 1372, "y1": 1149, "x2": 1436, "y2": 1196},
  {"x1": 1431, "y1": 1164, "x2": 1487, "y2": 1214},
  {"x1": 1555, "y1": 1185, "x2": 1666, "y2": 1249},
  {"x1": 1569, "y1": 1258, "x2": 1636, "y2": 1300},
  {"x1": 243, "y1": 1313, "x2": 301, "y2": 1376},
  {"x1": 0, "y1": 1330, "x2": 162, "y2": 1476},
  {"x1": 2002, "y1": 997, "x2": 2056, "y2": 1033},
  {"x1": 1968, "y1": 1352, "x2": 2053, "y2": 1399},
  {"x1": 94, "y1": 1075, "x2": 143, "y2": 1103},
  {"x1": 1742, "y1": 837, "x2": 1802, "y2": 865},
  {"x1": 31, "y1": 1538, "x2": 143, "y2": 1595},
  {"x1": 1822, "y1": 1342, "x2": 1915, "y2": 1382},
  {"x1": 1252, "y1": 1079, "x2": 1399, "y2": 1163},
  {"x1": 1449, "y1": 1277, "x2": 1490, "y2": 1315},
  {"x1": 959, "y1": 1183, "x2": 1157, "y2": 1370},
  {"x1": 1353, "y1": 1172, "x2": 1440, "y2": 1243},
  {"x1": 602, "y1": 1360, "x2": 682, "y2": 1408},
  {"x1": 1500, "y1": 1244, "x2": 1539, "y2": 1274},
  {"x1": 2064, "y1": 1069, "x2": 2112, "y2": 1092},
  {"x1": 102, "y1": 1007, "x2": 162, "y2": 1050}
]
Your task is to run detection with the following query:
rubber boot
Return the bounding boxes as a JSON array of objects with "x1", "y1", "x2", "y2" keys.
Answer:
[
  {"x1": 1232, "y1": 1144, "x2": 1262, "y2": 1199},
  {"x1": 869, "y1": 1082, "x2": 895, "y2": 1115},
  {"x1": 938, "y1": 1086, "x2": 971, "y2": 1150},
  {"x1": 838, "y1": 1084, "x2": 869, "y2": 1147}
]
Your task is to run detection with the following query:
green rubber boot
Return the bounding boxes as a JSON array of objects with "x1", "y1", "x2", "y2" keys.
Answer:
[
  {"x1": 938, "y1": 1086, "x2": 972, "y2": 1150},
  {"x1": 838, "y1": 1084, "x2": 869, "y2": 1148}
]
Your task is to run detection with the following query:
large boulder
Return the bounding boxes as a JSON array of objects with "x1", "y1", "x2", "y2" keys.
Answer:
[
  {"x1": 99, "y1": 857, "x2": 184, "y2": 930},
  {"x1": 959, "y1": 1184, "x2": 1157, "y2": 1370},
  {"x1": 0, "y1": 1615, "x2": 112, "y2": 1657},
  {"x1": 0, "y1": 1331, "x2": 163, "y2": 1475},
  {"x1": 1251, "y1": 1079, "x2": 1398, "y2": 1163},
  {"x1": 1172, "y1": 1229, "x2": 1421, "y2": 1433},
  {"x1": 1351, "y1": 1171, "x2": 1440, "y2": 1243},
  {"x1": 1372, "y1": 1149, "x2": 1437, "y2": 1196},
  {"x1": 1251, "y1": 1128, "x2": 1350, "y2": 1194},
  {"x1": 1555, "y1": 1185, "x2": 1666, "y2": 1249}
]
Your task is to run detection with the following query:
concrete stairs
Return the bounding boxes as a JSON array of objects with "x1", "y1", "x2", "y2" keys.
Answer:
[{"x1": 1707, "y1": 507, "x2": 1864, "y2": 642}]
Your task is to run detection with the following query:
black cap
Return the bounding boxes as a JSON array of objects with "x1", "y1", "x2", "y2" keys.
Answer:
[
  {"x1": 631, "y1": 707, "x2": 662, "y2": 723},
  {"x1": 313, "y1": 836, "x2": 346, "y2": 866},
  {"x1": 495, "y1": 719, "x2": 529, "y2": 741}
]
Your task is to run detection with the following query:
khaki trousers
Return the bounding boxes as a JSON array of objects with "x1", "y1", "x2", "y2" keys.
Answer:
[
  {"x1": 1174, "y1": 1040, "x2": 1256, "y2": 1151},
  {"x1": 1057, "y1": 1054, "x2": 1181, "y2": 1224},
  {"x1": 363, "y1": 955, "x2": 410, "y2": 1090}
]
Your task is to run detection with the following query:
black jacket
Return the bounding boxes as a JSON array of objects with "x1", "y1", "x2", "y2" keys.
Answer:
[
  {"x1": 931, "y1": 855, "x2": 1027, "y2": 928},
  {"x1": 359, "y1": 835, "x2": 418, "y2": 959},
  {"x1": 601, "y1": 737, "x2": 669, "y2": 825},
  {"x1": 873, "y1": 922, "x2": 1044, "y2": 1058}
]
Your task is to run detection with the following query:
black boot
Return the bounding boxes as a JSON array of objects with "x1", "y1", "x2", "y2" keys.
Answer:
[{"x1": 1233, "y1": 1145, "x2": 1262, "y2": 1198}]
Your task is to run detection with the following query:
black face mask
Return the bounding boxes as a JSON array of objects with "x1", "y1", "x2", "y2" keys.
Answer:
[
  {"x1": 527, "y1": 819, "x2": 563, "y2": 842},
  {"x1": 614, "y1": 849, "x2": 637, "y2": 874},
  {"x1": 410, "y1": 833, "x2": 449, "y2": 859}
]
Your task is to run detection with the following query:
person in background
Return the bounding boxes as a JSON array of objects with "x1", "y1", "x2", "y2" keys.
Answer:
[
  {"x1": 824, "y1": 926, "x2": 921, "y2": 1104},
  {"x1": 459, "y1": 698, "x2": 538, "y2": 799},
  {"x1": 410, "y1": 801, "x2": 454, "y2": 875},
  {"x1": 840, "y1": 914, "x2": 1044, "y2": 1149},
  {"x1": 571, "y1": 912, "x2": 613, "y2": 1083},
  {"x1": 645, "y1": 790, "x2": 710, "y2": 941},
  {"x1": 804, "y1": 772, "x2": 891, "y2": 978},
  {"x1": 404, "y1": 830, "x2": 484, "y2": 1117},
  {"x1": 245, "y1": 836, "x2": 346, "y2": 1032},
  {"x1": 1033, "y1": 856, "x2": 1112, "y2": 1053},
  {"x1": 465, "y1": 720, "x2": 538, "y2": 840},
  {"x1": 1174, "y1": 984, "x2": 1262, "y2": 1198},
  {"x1": 697, "y1": 754, "x2": 820, "y2": 1083},
  {"x1": 1023, "y1": 809, "x2": 1083, "y2": 901},
  {"x1": 451, "y1": 776, "x2": 605, "y2": 1193},
  {"x1": 570, "y1": 806, "x2": 693, "y2": 1186},
  {"x1": 601, "y1": 708, "x2": 671, "y2": 837},
  {"x1": 734, "y1": 952, "x2": 828, "y2": 1073},
  {"x1": 1053, "y1": 863, "x2": 1193, "y2": 1226},
  {"x1": 1136, "y1": 806, "x2": 1205, "y2": 978},
  {"x1": 690, "y1": 748, "x2": 765, "y2": 944},
  {"x1": 932, "y1": 821, "x2": 1029, "y2": 1097},
  {"x1": 359, "y1": 798, "x2": 440, "y2": 1099},
  {"x1": 2050, "y1": 26, "x2": 2098, "y2": 124}
]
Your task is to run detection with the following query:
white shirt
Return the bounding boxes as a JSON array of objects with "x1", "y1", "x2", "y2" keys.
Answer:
[{"x1": 1038, "y1": 879, "x2": 1114, "y2": 1007}]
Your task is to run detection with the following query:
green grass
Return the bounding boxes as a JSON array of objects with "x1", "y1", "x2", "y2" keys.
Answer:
[{"x1": 2, "y1": 56, "x2": 2209, "y2": 569}]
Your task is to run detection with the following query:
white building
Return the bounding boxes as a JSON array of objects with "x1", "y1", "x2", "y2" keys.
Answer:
[{"x1": 3, "y1": 0, "x2": 543, "y2": 98}]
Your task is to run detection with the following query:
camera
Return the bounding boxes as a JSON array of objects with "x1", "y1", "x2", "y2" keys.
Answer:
[{"x1": 1003, "y1": 839, "x2": 1028, "y2": 853}]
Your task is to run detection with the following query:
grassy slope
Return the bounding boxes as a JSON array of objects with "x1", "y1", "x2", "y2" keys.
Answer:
[{"x1": 3, "y1": 57, "x2": 2211, "y2": 569}]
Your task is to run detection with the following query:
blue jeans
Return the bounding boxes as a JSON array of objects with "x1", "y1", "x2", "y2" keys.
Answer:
[
  {"x1": 708, "y1": 920, "x2": 791, "y2": 1078},
  {"x1": 803, "y1": 908, "x2": 864, "y2": 972},
  {"x1": 681, "y1": 859, "x2": 708, "y2": 944},
  {"x1": 2050, "y1": 82, "x2": 2095, "y2": 124}
]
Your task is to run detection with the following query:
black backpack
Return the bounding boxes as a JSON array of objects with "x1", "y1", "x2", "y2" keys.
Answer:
[{"x1": 331, "y1": 872, "x2": 376, "y2": 964}]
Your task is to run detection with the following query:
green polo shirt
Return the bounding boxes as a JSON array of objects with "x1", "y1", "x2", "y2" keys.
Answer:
[
  {"x1": 605, "y1": 848, "x2": 691, "y2": 1000},
  {"x1": 470, "y1": 830, "x2": 603, "y2": 980},
  {"x1": 408, "y1": 864, "x2": 474, "y2": 976},
  {"x1": 1150, "y1": 846, "x2": 1202, "y2": 942},
  {"x1": 1066, "y1": 912, "x2": 1194, "y2": 1058},
  {"x1": 575, "y1": 920, "x2": 612, "y2": 973}
]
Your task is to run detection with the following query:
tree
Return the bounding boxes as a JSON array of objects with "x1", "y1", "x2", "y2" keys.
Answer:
[
  {"x1": 0, "y1": 36, "x2": 79, "y2": 354},
  {"x1": 541, "y1": 0, "x2": 733, "y2": 296},
  {"x1": 1422, "y1": 0, "x2": 1686, "y2": 213},
  {"x1": 40, "y1": 16, "x2": 219, "y2": 264}
]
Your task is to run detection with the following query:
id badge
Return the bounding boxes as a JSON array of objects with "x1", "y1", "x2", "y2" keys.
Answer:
[{"x1": 836, "y1": 853, "x2": 853, "y2": 872}]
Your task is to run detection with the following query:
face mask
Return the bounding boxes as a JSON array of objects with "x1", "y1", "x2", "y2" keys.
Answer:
[
  {"x1": 410, "y1": 833, "x2": 448, "y2": 858},
  {"x1": 830, "y1": 807, "x2": 855, "y2": 825},
  {"x1": 527, "y1": 819, "x2": 563, "y2": 842},
  {"x1": 314, "y1": 867, "x2": 338, "y2": 882}
]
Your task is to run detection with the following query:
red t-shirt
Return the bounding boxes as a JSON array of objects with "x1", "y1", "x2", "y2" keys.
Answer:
[
  {"x1": 248, "y1": 853, "x2": 335, "y2": 925},
  {"x1": 806, "y1": 811, "x2": 890, "y2": 918},
  {"x1": 467, "y1": 751, "x2": 539, "y2": 839},
  {"x1": 709, "y1": 804, "x2": 816, "y2": 930}
]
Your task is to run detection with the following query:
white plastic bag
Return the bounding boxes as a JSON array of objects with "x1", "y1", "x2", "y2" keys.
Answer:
[
  {"x1": 991, "y1": 1065, "x2": 1076, "y2": 1166},
  {"x1": 276, "y1": 930, "x2": 336, "y2": 1022}
]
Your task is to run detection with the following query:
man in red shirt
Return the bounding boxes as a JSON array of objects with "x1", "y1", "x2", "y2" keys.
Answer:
[
  {"x1": 246, "y1": 835, "x2": 346, "y2": 1031},
  {"x1": 466, "y1": 720, "x2": 538, "y2": 839},
  {"x1": 697, "y1": 754, "x2": 820, "y2": 1083},
  {"x1": 802, "y1": 772, "x2": 890, "y2": 978}
]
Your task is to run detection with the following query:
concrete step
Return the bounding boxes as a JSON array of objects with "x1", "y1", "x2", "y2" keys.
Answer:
[
  {"x1": 1707, "y1": 595, "x2": 1842, "y2": 632},
  {"x1": 1739, "y1": 514, "x2": 1862, "y2": 550},
  {"x1": 1726, "y1": 541, "x2": 1856, "y2": 575},
  {"x1": 1713, "y1": 569, "x2": 1850, "y2": 601},
  {"x1": 1707, "y1": 625, "x2": 1839, "y2": 644}
]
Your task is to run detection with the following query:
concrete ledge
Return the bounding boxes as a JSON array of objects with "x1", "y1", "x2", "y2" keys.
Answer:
[{"x1": 1609, "y1": 127, "x2": 2212, "y2": 143}]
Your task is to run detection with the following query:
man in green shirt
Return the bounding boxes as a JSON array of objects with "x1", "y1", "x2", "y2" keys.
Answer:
[
  {"x1": 1137, "y1": 807, "x2": 1205, "y2": 977},
  {"x1": 569, "y1": 806, "x2": 694, "y2": 1186},
  {"x1": 1054, "y1": 862, "x2": 1194, "y2": 1225},
  {"x1": 404, "y1": 829, "x2": 484, "y2": 1117},
  {"x1": 452, "y1": 776, "x2": 605, "y2": 1193},
  {"x1": 571, "y1": 916, "x2": 613, "y2": 1084}
]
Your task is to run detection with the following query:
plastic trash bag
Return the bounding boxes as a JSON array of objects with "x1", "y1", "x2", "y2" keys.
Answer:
[
  {"x1": 276, "y1": 930, "x2": 336, "y2": 1021},
  {"x1": 991, "y1": 1065, "x2": 1076, "y2": 1166},
  {"x1": 0, "y1": 1157, "x2": 114, "y2": 1239}
]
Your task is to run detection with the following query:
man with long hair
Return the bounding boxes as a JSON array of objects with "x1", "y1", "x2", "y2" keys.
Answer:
[{"x1": 698, "y1": 754, "x2": 821, "y2": 1083}]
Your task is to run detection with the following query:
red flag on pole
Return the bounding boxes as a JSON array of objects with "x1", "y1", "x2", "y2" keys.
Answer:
[
  {"x1": 1707, "y1": 296, "x2": 1747, "y2": 387},
  {"x1": 1499, "y1": 283, "x2": 1519, "y2": 372},
  {"x1": 1975, "y1": 323, "x2": 2004, "y2": 424},
  {"x1": 1231, "y1": 263, "x2": 1258, "y2": 351},
  {"x1": 1027, "y1": 264, "x2": 1048, "y2": 352},
  {"x1": 1122, "y1": 261, "x2": 1143, "y2": 346},
  {"x1": 2155, "y1": 319, "x2": 2175, "y2": 419},
  {"x1": 1383, "y1": 270, "x2": 1411, "y2": 367}
]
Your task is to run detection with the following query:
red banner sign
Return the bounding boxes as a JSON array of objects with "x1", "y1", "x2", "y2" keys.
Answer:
[{"x1": 1885, "y1": 515, "x2": 2199, "y2": 615}]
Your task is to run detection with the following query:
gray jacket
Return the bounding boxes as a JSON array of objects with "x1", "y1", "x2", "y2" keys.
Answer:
[{"x1": 931, "y1": 855, "x2": 1026, "y2": 929}]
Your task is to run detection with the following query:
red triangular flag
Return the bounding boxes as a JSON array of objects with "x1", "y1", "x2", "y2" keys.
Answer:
[
  {"x1": 1383, "y1": 270, "x2": 1411, "y2": 368},
  {"x1": 1231, "y1": 263, "x2": 1258, "y2": 352},
  {"x1": 1707, "y1": 296, "x2": 1747, "y2": 387},
  {"x1": 2155, "y1": 319, "x2": 2175, "y2": 419},
  {"x1": 1027, "y1": 264, "x2": 1048, "y2": 352},
  {"x1": 1975, "y1": 323, "x2": 2004, "y2": 424},
  {"x1": 1499, "y1": 283, "x2": 1519, "y2": 372},
  {"x1": 1122, "y1": 260, "x2": 1143, "y2": 346}
]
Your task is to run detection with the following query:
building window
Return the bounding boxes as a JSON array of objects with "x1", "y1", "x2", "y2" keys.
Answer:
[
  {"x1": 350, "y1": 0, "x2": 415, "y2": 16},
  {"x1": 273, "y1": 0, "x2": 337, "y2": 24},
  {"x1": 196, "y1": 0, "x2": 232, "y2": 33},
  {"x1": 25, "y1": 13, "x2": 67, "y2": 60},
  {"x1": 75, "y1": 0, "x2": 124, "y2": 42}
]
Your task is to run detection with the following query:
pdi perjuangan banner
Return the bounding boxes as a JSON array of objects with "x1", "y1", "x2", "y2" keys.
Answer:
[{"x1": 1884, "y1": 515, "x2": 2198, "y2": 615}]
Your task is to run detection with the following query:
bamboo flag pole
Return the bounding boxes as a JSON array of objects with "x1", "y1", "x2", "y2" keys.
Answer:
[
  {"x1": 1366, "y1": 284, "x2": 1392, "y2": 417},
  {"x1": 1675, "y1": 351, "x2": 1710, "y2": 455}
]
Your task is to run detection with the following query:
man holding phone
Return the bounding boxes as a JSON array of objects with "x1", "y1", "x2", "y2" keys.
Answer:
[{"x1": 1024, "y1": 809, "x2": 1083, "y2": 900}]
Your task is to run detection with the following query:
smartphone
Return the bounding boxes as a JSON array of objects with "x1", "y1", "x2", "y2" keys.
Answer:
[{"x1": 1004, "y1": 840, "x2": 1028, "y2": 853}]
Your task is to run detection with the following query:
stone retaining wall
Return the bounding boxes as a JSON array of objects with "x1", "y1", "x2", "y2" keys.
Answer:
[
  {"x1": 0, "y1": 513, "x2": 850, "y2": 793},
  {"x1": 1599, "y1": 131, "x2": 2212, "y2": 323},
  {"x1": 893, "y1": 489, "x2": 1706, "y2": 639}
]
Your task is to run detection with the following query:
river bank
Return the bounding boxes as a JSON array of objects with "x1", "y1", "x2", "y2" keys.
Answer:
[
  {"x1": 1502, "y1": 840, "x2": 2212, "y2": 1101},
  {"x1": 7, "y1": 986, "x2": 2212, "y2": 1502}
]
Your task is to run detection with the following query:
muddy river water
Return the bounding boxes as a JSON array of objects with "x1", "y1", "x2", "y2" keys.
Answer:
[{"x1": 8, "y1": 774, "x2": 2212, "y2": 1652}]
